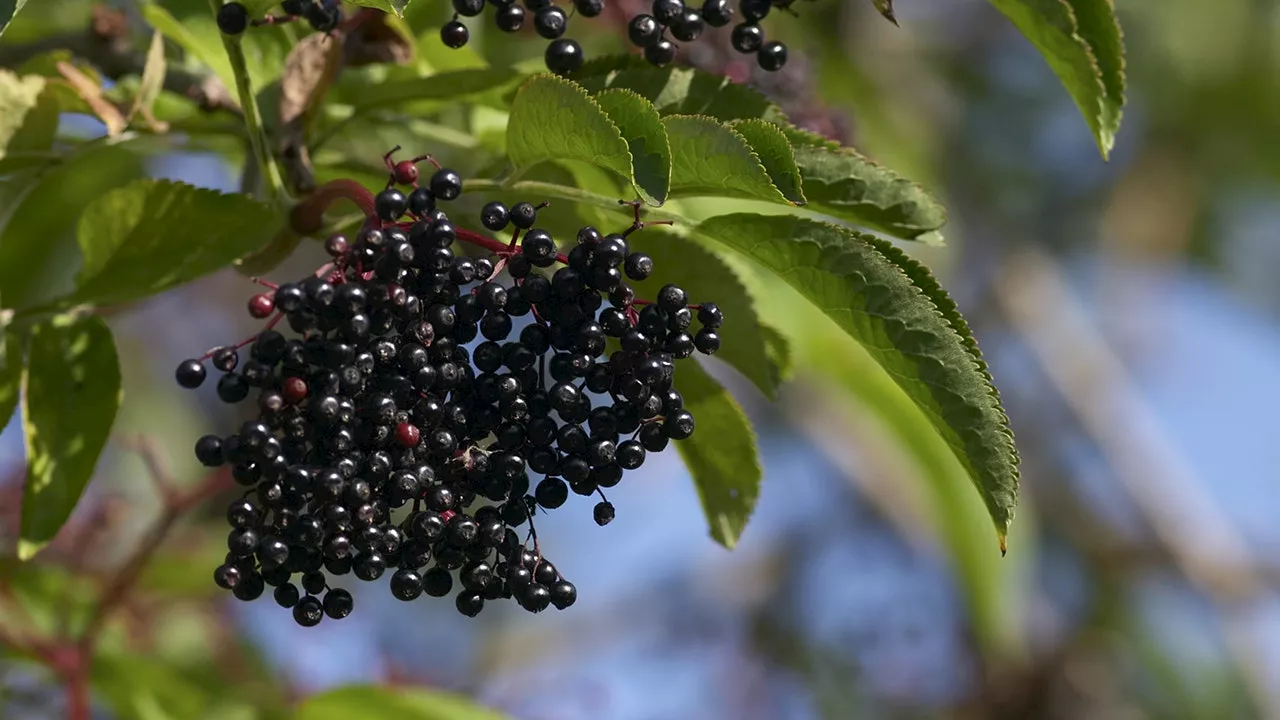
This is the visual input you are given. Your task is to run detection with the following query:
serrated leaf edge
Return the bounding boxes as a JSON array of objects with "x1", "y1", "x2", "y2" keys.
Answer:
[{"x1": 664, "y1": 113, "x2": 794, "y2": 206}]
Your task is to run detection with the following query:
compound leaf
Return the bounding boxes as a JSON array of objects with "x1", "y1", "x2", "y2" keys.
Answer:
[
  {"x1": 987, "y1": 0, "x2": 1126, "y2": 158},
  {"x1": 673, "y1": 360, "x2": 761, "y2": 549},
  {"x1": 693, "y1": 213, "x2": 1019, "y2": 546},
  {"x1": 18, "y1": 314, "x2": 121, "y2": 560},
  {"x1": 73, "y1": 179, "x2": 281, "y2": 307}
]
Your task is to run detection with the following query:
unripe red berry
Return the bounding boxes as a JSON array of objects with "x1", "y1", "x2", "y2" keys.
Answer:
[{"x1": 248, "y1": 293, "x2": 274, "y2": 319}]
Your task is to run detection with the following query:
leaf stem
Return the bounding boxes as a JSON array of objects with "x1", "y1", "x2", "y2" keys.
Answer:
[{"x1": 209, "y1": 0, "x2": 288, "y2": 206}]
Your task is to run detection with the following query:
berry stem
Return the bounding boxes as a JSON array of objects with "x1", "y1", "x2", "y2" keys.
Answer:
[
  {"x1": 208, "y1": 0, "x2": 288, "y2": 206},
  {"x1": 292, "y1": 179, "x2": 376, "y2": 234}
]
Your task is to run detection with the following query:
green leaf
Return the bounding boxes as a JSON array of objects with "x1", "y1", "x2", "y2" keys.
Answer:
[
  {"x1": 140, "y1": 4, "x2": 233, "y2": 95},
  {"x1": 987, "y1": 0, "x2": 1126, "y2": 158},
  {"x1": 294, "y1": 686, "x2": 509, "y2": 720},
  {"x1": 344, "y1": 0, "x2": 411, "y2": 17},
  {"x1": 0, "y1": 145, "x2": 148, "y2": 312},
  {"x1": 331, "y1": 66, "x2": 523, "y2": 113},
  {"x1": 872, "y1": 0, "x2": 899, "y2": 25},
  {"x1": 730, "y1": 119, "x2": 806, "y2": 205},
  {"x1": 693, "y1": 214, "x2": 1019, "y2": 545},
  {"x1": 593, "y1": 88, "x2": 671, "y2": 205},
  {"x1": 0, "y1": 330, "x2": 20, "y2": 433},
  {"x1": 628, "y1": 229, "x2": 782, "y2": 398},
  {"x1": 664, "y1": 115, "x2": 789, "y2": 204},
  {"x1": 573, "y1": 57, "x2": 784, "y2": 123},
  {"x1": 0, "y1": 70, "x2": 46, "y2": 158},
  {"x1": 130, "y1": 30, "x2": 168, "y2": 122},
  {"x1": 673, "y1": 360, "x2": 761, "y2": 549},
  {"x1": 740, "y1": 267, "x2": 1020, "y2": 652},
  {"x1": 507, "y1": 74, "x2": 638, "y2": 199},
  {"x1": 785, "y1": 126, "x2": 947, "y2": 242},
  {"x1": 0, "y1": 0, "x2": 27, "y2": 39},
  {"x1": 18, "y1": 314, "x2": 121, "y2": 560},
  {"x1": 72, "y1": 179, "x2": 280, "y2": 307}
]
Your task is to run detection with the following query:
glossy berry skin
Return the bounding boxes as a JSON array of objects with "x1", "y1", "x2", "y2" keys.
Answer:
[
  {"x1": 573, "y1": 0, "x2": 605, "y2": 17},
  {"x1": 533, "y1": 6, "x2": 568, "y2": 39},
  {"x1": 731, "y1": 23, "x2": 764, "y2": 54},
  {"x1": 545, "y1": 39, "x2": 583, "y2": 74},
  {"x1": 509, "y1": 202, "x2": 539, "y2": 229},
  {"x1": 194, "y1": 435, "x2": 224, "y2": 467},
  {"x1": 670, "y1": 10, "x2": 704, "y2": 42},
  {"x1": 757, "y1": 41, "x2": 788, "y2": 71},
  {"x1": 453, "y1": 0, "x2": 485, "y2": 16},
  {"x1": 494, "y1": 5, "x2": 525, "y2": 32},
  {"x1": 216, "y1": 2, "x2": 249, "y2": 35},
  {"x1": 644, "y1": 38, "x2": 677, "y2": 67},
  {"x1": 593, "y1": 501, "x2": 615, "y2": 526},
  {"x1": 175, "y1": 359, "x2": 206, "y2": 389},
  {"x1": 323, "y1": 588, "x2": 354, "y2": 619},
  {"x1": 375, "y1": 188, "x2": 407, "y2": 221},
  {"x1": 739, "y1": 0, "x2": 771, "y2": 22},
  {"x1": 651, "y1": 0, "x2": 685, "y2": 25},
  {"x1": 628, "y1": 14, "x2": 660, "y2": 47},
  {"x1": 701, "y1": 0, "x2": 733, "y2": 26},
  {"x1": 430, "y1": 168, "x2": 463, "y2": 201},
  {"x1": 481, "y1": 201, "x2": 510, "y2": 231},
  {"x1": 293, "y1": 596, "x2": 324, "y2": 627},
  {"x1": 441, "y1": 20, "x2": 470, "y2": 49}
]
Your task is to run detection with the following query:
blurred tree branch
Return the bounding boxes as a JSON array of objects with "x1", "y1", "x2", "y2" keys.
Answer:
[{"x1": 0, "y1": 4, "x2": 239, "y2": 115}]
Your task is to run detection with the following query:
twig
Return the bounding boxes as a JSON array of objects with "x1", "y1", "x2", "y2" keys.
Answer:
[
  {"x1": 0, "y1": 5, "x2": 238, "y2": 115},
  {"x1": 78, "y1": 464, "x2": 232, "y2": 648}
]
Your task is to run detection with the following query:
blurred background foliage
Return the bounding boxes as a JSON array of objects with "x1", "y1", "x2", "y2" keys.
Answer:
[{"x1": 4, "y1": 0, "x2": 1280, "y2": 718}]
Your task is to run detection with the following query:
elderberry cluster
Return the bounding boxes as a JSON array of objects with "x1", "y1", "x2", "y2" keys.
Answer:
[
  {"x1": 175, "y1": 148, "x2": 722, "y2": 626},
  {"x1": 216, "y1": 0, "x2": 342, "y2": 36},
  {"x1": 441, "y1": 0, "x2": 797, "y2": 74}
]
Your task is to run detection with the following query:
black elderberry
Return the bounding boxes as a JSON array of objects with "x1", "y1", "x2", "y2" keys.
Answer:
[
  {"x1": 702, "y1": 0, "x2": 733, "y2": 26},
  {"x1": 375, "y1": 188, "x2": 407, "y2": 221},
  {"x1": 453, "y1": 0, "x2": 485, "y2": 16},
  {"x1": 481, "y1": 201, "x2": 510, "y2": 231},
  {"x1": 423, "y1": 567, "x2": 453, "y2": 597},
  {"x1": 175, "y1": 359, "x2": 207, "y2": 389},
  {"x1": 545, "y1": 39, "x2": 584, "y2": 74},
  {"x1": 390, "y1": 568, "x2": 424, "y2": 600},
  {"x1": 628, "y1": 14, "x2": 661, "y2": 47},
  {"x1": 593, "y1": 500, "x2": 615, "y2": 526},
  {"x1": 731, "y1": 22, "x2": 764, "y2": 53},
  {"x1": 216, "y1": 1, "x2": 249, "y2": 35},
  {"x1": 323, "y1": 588, "x2": 354, "y2": 619},
  {"x1": 550, "y1": 580, "x2": 577, "y2": 609},
  {"x1": 293, "y1": 596, "x2": 324, "y2": 626},
  {"x1": 495, "y1": 4, "x2": 525, "y2": 31},
  {"x1": 757, "y1": 41, "x2": 788, "y2": 71},
  {"x1": 652, "y1": 0, "x2": 685, "y2": 25},
  {"x1": 429, "y1": 168, "x2": 463, "y2": 201},
  {"x1": 670, "y1": 9, "x2": 704, "y2": 41},
  {"x1": 740, "y1": 0, "x2": 770, "y2": 21},
  {"x1": 441, "y1": 20, "x2": 470, "y2": 49},
  {"x1": 214, "y1": 564, "x2": 241, "y2": 590},
  {"x1": 534, "y1": 5, "x2": 568, "y2": 39},
  {"x1": 274, "y1": 583, "x2": 301, "y2": 608},
  {"x1": 456, "y1": 592, "x2": 485, "y2": 617}
]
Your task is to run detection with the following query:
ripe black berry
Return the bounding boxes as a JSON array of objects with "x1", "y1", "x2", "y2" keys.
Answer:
[
  {"x1": 452, "y1": 0, "x2": 485, "y2": 16},
  {"x1": 481, "y1": 201, "x2": 510, "y2": 231},
  {"x1": 731, "y1": 22, "x2": 764, "y2": 53},
  {"x1": 573, "y1": 0, "x2": 604, "y2": 17},
  {"x1": 293, "y1": 595, "x2": 324, "y2": 626},
  {"x1": 495, "y1": 4, "x2": 525, "y2": 31},
  {"x1": 175, "y1": 359, "x2": 206, "y2": 388},
  {"x1": 644, "y1": 38, "x2": 677, "y2": 66},
  {"x1": 757, "y1": 41, "x2": 788, "y2": 71},
  {"x1": 628, "y1": 14, "x2": 661, "y2": 47},
  {"x1": 533, "y1": 5, "x2": 568, "y2": 39},
  {"x1": 429, "y1": 168, "x2": 463, "y2": 201},
  {"x1": 509, "y1": 201, "x2": 539, "y2": 229},
  {"x1": 593, "y1": 501, "x2": 615, "y2": 526},
  {"x1": 216, "y1": 2, "x2": 249, "y2": 35},
  {"x1": 323, "y1": 588, "x2": 354, "y2": 619},
  {"x1": 441, "y1": 20, "x2": 470, "y2": 49},
  {"x1": 652, "y1": 0, "x2": 685, "y2": 25},
  {"x1": 702, "y1": 0, "x2": 733, "y2": 26},
  {"x1": 670, "y1": 10, "x2": 704, "y2": 42},
  {"x1": 545, "y1": 39, "x2": 583, "y2": 75}
]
